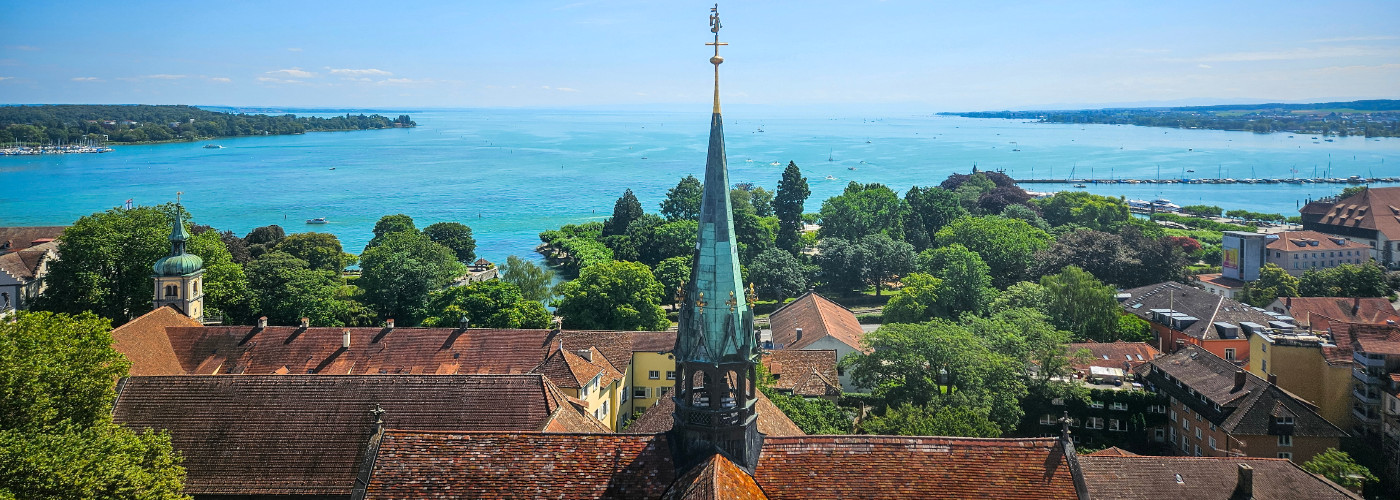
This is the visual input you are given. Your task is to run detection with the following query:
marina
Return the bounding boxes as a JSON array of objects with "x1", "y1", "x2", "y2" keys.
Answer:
[
  {"x1": 0, "y1": 144, "x2": 113, "y2": 155},
  {"x1": 1017, "y1": 175, "x2": 1400, "y2": 185}
]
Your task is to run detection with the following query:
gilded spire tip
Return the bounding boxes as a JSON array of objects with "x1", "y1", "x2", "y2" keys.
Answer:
[{"x1": 706, "y1": 4, "x2": 727, "y2": 114}]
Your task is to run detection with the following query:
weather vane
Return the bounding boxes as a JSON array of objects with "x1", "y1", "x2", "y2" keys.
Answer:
[{"x1": 707, "y1": 4, "x2": 726, "y2": 63}]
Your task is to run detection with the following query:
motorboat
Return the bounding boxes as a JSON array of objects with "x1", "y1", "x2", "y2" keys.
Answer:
[{"x1": 306, "y1": 218, "x2": 328, "y2": 224}]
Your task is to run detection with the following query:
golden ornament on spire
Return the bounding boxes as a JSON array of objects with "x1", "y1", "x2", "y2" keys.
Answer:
[{"x1": 705, "y1": 4, "x2": 727, "y2": 114}]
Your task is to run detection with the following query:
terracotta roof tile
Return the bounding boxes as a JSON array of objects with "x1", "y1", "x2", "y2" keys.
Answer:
[
  {"x1": 626, "y1": 391, "x2": 805, "y2": 437},
  {"x1": 1301, "y1": 186, "x2": 1400, "y2": 240},
  {"x1": 0, "y1": 226, "x2": 65, "y2": 253},
  {"x1": 112, "y1": 374, "x2": 604, "y2": 497},
  {"x1": 768, "y1": 292, "x2": 868, "y2": 352},
  {"x1": 0, "y1": 241, "x2": 56, "y2": 282},
  {"x1": 1068, "y1": 341, "x2": 1161, "y2": 374},
  {"x1": 111, "y1": 305, "x2": 201, "y2": 376},
  {"x1": 534, "y1": 345, "x2": 607, "y2": 389},
  {"x1": 1273, "y1": 297, "x2": 1399, "y2": 330},
  {"x1": 1263, "y1": 230, "x2": 1360, "y2": 251},
  {"x1": 1342, "y1": 322, "x2": 1400, "y2": 355},
  {"x1": 1085, "y1": 446, "x2": 1138, "y2": 456},
  {"x1": 662, "y1": 453, "x2": 769, "y2": 500},
  {"x1": 763, "y1": 350, "x2": 841, "y2": 397},
  {"x1": 1080, "y1": 455, "x2": 1361, "y2": 499}
]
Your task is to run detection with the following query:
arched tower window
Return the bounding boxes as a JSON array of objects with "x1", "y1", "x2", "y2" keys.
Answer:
[{"x1": 165, "y1": 284, "x2": 178, "y2": 297}]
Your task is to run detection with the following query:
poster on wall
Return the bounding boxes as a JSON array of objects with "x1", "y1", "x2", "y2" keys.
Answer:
[{"x1": 1222, "y1": 248, "x2": 1239, "y2": 271}]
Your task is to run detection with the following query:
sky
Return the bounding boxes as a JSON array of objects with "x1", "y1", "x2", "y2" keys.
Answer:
[{"x1": 1, "y1": 1, "x2": 1398, "y2": 111}]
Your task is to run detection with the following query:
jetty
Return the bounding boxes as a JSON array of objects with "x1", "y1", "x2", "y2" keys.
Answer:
[{"x1": 1015, "y1": 175, "x2": 1400, "y2": 185}]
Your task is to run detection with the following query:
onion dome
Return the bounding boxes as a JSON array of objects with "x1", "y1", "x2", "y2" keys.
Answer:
[{"x1": 152, "y1": 202, "x2": 203, "y2": 276}]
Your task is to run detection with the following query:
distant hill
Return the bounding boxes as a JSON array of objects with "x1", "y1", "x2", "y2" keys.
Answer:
[
  {"x1": 942, "y1": 99, "x2": 1400, "y2": 137},
  {"x1": 0, "y1": 104, "x2": 415, "y2": 145}
]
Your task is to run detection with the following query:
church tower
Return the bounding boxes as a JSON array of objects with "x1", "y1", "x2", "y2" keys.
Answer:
[
  {"x1": 151, "y1": 194, "x2": 205, "y2": 322},
  {"x1": 671, "y1": 5, "x2": 763, "y2": 473}
]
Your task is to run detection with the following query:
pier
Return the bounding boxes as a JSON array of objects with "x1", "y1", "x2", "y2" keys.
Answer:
[{"x1": 1015, "y1": 176, "x2": 1400, "y2": 185}]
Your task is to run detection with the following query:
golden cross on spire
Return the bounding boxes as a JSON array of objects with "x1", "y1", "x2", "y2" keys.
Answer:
[{"x1": 706, "y1": 4, "x2": 727, "y2": 113}]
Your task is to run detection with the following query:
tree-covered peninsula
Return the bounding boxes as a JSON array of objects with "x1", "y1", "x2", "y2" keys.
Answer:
[
  {"x1": 0, "y1": 104, "x2": 415, "y2": 145},
  {"x1": 944, "y1": 99, "x2": 1400, "y2": 137}
]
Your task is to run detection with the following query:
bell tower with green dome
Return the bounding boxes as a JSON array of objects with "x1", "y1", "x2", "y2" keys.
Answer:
[{"x1": 151, "y1": 193, "x2": 204, "y2": 322}]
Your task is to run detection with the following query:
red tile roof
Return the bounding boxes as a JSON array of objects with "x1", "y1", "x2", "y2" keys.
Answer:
[
  {"x1": 0, "y1": 226, "x2": 65, "y2": 253},
  {"x1": 1080, "y1": 455, "x2": 1360, "y2": 499},
  {"x1": 762, "y1": 350, "x2": 841, "y2": 397},
  {"x1": 1068, "y1": 341, "x2": 1161, "y2": 375},
  {"x1": 1194, "y1": 273, "x2": 1246, "y2": 290},
  {"x1": 1300, "y1": 186, "x2": 1400, "y2": 240},
  {"x1": 1085, "y1": 446, "x2": 1138, "y2": 456},
  {"x1": 662, "y1": 453, "x2": 769, "y2": 500},
  {"x1": 1342, "y1": 322, "x2": 1400, "y2": 355},
  {"x1": 0, "y1": 240, "x2": 56, "y2": 282},
  {"x1": 111, "y1": 305, "x2": 201, "y2": 376},
  {"x1": 767, "y1": 292, "x2": 868, "y2": 352},
  {"x1": 363, "y1": 433, "x2": 1082, "y2": 499},
  {"x1": 625, "y1": 390, "x2": 806, "y2": 437},
  {"x1": 112, "y1": 374, "x2": 606, "y2": 497},
  {"x1": 1272, "y1": 297, "x2": 1399, "y2": 330},
  {"x1": 1264, "y1": 230, "x2": 1360, "y2": 252},
  {"x1": 533, "y1": 345, "x2": 618, "y2": 390}
]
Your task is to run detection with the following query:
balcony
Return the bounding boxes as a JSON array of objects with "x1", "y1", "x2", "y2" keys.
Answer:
[
  {"x1": 1354, "y1": 387, "x2": 1382, "y2": 405},
  {"x1": 1354, "y1": 351, "x2": 1389, "y2": 367},
  {"x1": 1354, "y1": 367, "x2": 1381, "y2": 385},
  {"x1": 1354, "y1": 406, "x2": 1382, "y2": 424}
]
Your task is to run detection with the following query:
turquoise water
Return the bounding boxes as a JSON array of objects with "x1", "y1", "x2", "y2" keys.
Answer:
[{"x1": 2, "y1": 108, "x2": 1397, "y2": 261}]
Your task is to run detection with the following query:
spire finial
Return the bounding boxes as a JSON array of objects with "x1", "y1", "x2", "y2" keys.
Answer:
[{"x1": 706, "y1": 4, "x2": 727, "y2": 114}]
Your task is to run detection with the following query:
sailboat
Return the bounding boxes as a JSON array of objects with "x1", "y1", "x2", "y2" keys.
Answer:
[{"x1": 827, "y1": 149, "x2": 834, "y2": 162}]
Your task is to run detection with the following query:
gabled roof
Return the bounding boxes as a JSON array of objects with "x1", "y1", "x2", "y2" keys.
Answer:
[
  {"x1": 1085, "y1": 446, "x2": 1138, "y2": 456},
  {"x1": 1341, "y1": 322, "x2": 1400, "y2": 355},
  {"x1": 1068, "y1": 341, "x2": 1161, "y2": 374},
  {"x1": 767, "y1": 292, "x2": 868, "y2": 352},
  {"x1": 1080, "y1": 455, "x2": 1361, "y2": 499},
  {"x1": 762, "y1": 349, "x2": 841, "y2": 397},
  {"x1": 632, "y1": 331, "x2": 679, "y2": 353},
  {"x1": 0, "y1": 240, "x2": 56, "y2": 282},
  {"x1": 1272, "y1": 297, "x2": 1400, "y2": 330},
  {"x1": 1119, "y1": 281, "x2": 1276, "y2": 342},
  {"x1": 1138, "y1": 345, "x2": 1346, "y2": 438},
  {"x1": 111, "y1": 305, "x2": 201, "y2": 376},
  {"x1": 112, "y1": 374, "x2": 606, "y2": 497},
  {"x1": 0, "y1": 226, "x2": 65, "y2": 254},
  {"x1": 363, "y1": 433, "x2": 1083, "y2": 499},
  {"x1": 1264, "y1": 230, "x2": 1359, "y2": 251},
  {"x1": 1300, "y1": 186, "x2": 1400, "y2": 239},
  {"x1": 626, "y1": 390, "x2": 806, "y2": 437},
  {"x1": 663, "y1": 453, "x2": 769, "y2": 500},
  {"x1": 533, "y1": 345, "x2": 620, "y2": 390}
]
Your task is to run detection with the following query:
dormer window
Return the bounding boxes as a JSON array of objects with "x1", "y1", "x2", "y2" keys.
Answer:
[{"x1": 1275, "y1": 415, "x2": 1294, "y2": 425}]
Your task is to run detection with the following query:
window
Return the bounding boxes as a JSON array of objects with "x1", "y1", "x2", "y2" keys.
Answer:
[
  {"x1": 1109, "y1": 419, "x2": 1126, "y2": 432},
  {"x1": 1195, "y1": 427, "x2": 1202, "y2": 439},
  {"x1": 1040, "y1": 414, "x2": 1058, "y2": 425},
  {"x1": 1278, "y1": 434, "x2": 1292, "y2": 447},
  {"x1": 1181, "y1": 435, "x2": 1189, "y2": 451},
  {"x1": 1224, "y1": 348, "x2": 1236, "y2": 361},
  {"x1": 633, "y1": 387, "x2": 649, "y2": 399},
  {"x1": 1155, "y1": 429, "x2": 1165, "y2": 441},
  {"x1": 1194, "y1": 445, "x2": 1201, "y2": 457},
  {"x1": 1110, "y1": 402, "x2": 1128, "y2": 411},
  {"x1": 1210, "y1": 423, "x2": 1217, "y2": 431},
  {"x1": 1089, "y1": 400, "x2": 1104, "y2": 409},
  {"x1": 1262, "y1": 360, "x2": 1267, "y2": 372},
  {"x1": 648, "y1": 370, "x2": 660, "y2": 380},
  {"x1": 164, "y1": 284, "x2": 178, "y2": 297},
  {"x1": 1278, "y1": 452, "x2": 1293, "y2": 460},
  {"x1": 666, "y1": 370, "x2": 676, "y2": 380},
  {"x1": 1087, "y1": 417, "x2": 1104, "y2": 429},
  {"x1": 1183, "y1": 420, "x2": 1190, "y2": 431},
  {"x1": 1170, "y1": 410, "x2": 1177, "y2": 421},
  {"x1": 1275, "y1": 416, "x2": 1295, "y2": 425},
  {"x1": 1209, "y1": 436, "x2": 1217, "y2": 449},
  {"x1": 620, "y1": 389, "x2": 628, "y2": 403},
  {"x1": 1148, "y1": 404, "x2": 1166, "y2": 414}
]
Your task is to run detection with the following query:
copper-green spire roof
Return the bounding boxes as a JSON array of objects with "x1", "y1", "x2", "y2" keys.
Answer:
[
  {"x1": 153, "y1": 197, "x2": 203, "y2": 276},
  {"x1": 674, "y1": 7, "x2": 754, "y2": 366}
]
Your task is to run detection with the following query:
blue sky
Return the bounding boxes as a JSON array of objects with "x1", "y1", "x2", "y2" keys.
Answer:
[{"x1": 2, "y1": 1, "x2": 1397, "y2": 111}]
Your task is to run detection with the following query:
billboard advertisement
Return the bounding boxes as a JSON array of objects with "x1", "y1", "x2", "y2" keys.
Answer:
[{"x1": 1222, "y1": 248, "x2": 1239, "y2": 271}]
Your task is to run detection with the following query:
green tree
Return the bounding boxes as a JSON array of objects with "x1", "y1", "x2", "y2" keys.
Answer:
[
  {"x1": 1034, "y1": 191, "x2": 1131, "y2": 231},
  {"x1": 901, "y1": 186, "x2": 967, "y2": 251},
  {"x1": 1040, "y1": 266, "x2": 1120, "y2": 342},
  {"x1": 818, "y1": 182, "x2": 904, "y2": 241},
  {"x1": 860, "y1": 404, "x2": 1000, "y2": 438},
  {"x1": 34, "y1": 205, "x2": 176, "y2": 324},
  {"x1": 652, "y1": 257, "x2": 693, "y2": 307},
  {"x1": 1240, "y1": 263, "x2": 1300, "y2": 307},
  {"x1": 774, "y1": 162, "x2": 811, "y2": 255},
  {"x1": 991, "y1": 281, "x2": 1047, "y2": 312},
  {"x1": 917, "y1": 244, "x2": 994, "y2": 317},
  {"x1": 860, "y1": 233, "x2": 915, "y2": 296},
  {"x1": 934, "y1": 215, "x2": 1052, "y2": 288},
  {"x1": 244, "y1": 252, "x2": 342, "y2": 326},
  {"x1": 1299, "y1": 263, "x2": 1391, "y2": 298},
  {"x1": 0, "y1": 311, "x2": 187, "y2": 499},
  {"x1": 748, "y1": 248, "x2": 808, "y2": 301},
  {"x1": 882, "y1": 273, "x2": 942, "y2": 324},
  {"x1": 357, "y1": 231, "x2": 464, "y2": 325},
  {"x1": 815, "y1": 238, "x2": 868, "y2": 294},
  {"x1": 660, "y1": 175, "x2": 703, "y2": 221},
  {"x1": 364, "y1": 214, "x2": 416, "y2": 250},
  {"x1": 1300, "y1": 448, "x2": 1377, "y2": 492},
  {"x1": 555, "y1": 261, "x2": 670, "y2": 331},
  {"x1": 603, "y1": 189, "x2": 644, "y2": 237},
  {"x1": 187, "y1": 229, "x2": 253, "y2": 323},
  {"x1": 499, "y1": 255, "x2": 557, "y2": 304},
  {"x1": 999, "y1": 203, "x2": 1050, "y2": 231},
  {"x1": 1180, "y1": 205, "x2": 1222, "y2": 218},
  {"x1": 421, "y1": 222, "x2": 477, "y2": 264},
  {"x1": 421, "y1": 280, "x2": 551, "y2": 329},
  {"x1": 749, "y1": 187, "x2": 774, "y2": 217},
  {"x1": 765, "y1": 392, "x2": 851, "y2": 435},
  {"x1": 274, "y1": 232, "x2": 352, "y2": 273},
  {"x1": 733, "y1": 197, "x2": 776, "y2": 266}
]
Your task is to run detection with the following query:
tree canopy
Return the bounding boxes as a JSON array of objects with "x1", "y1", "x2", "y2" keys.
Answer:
[
  {"x1": 244, "y1": 252, "x2": 342, "y2": 326},
  {"x1": 554, "y1": 260, "x2": 670, "y2": 331},
  {"x1": 357, "y1": 231, "x2": 463, "y2": 325},
  {"x1": 934, "y1": 215, "x2": 1051, "y2": 288},
  {"x1": 603, "y1": 189, "x2": 644, "y2": 237},
  {"x1": 498, "y1": 255, "x2": 556, "y2": 304},
  {"x1": 774, "y1": 162, "x2": 811, "y2": 255},
  {"x1": 1040, "y1": 266, "x2": 1122, "y2": 342},
  {"x1": 1034, "y1": 192, "x2": 1131, "y2": 231},
  {"x1": 748, "y1": 248, "x2": 808, "y2": 301},
  {"x1": 274, "y1": 232, "x2": 352, "y2": 273},
  {"x1": 818, "y1": 182, "x2": 904, "y2": 241},
  {"x1": 421, "y1": 280, "x2": 551, "y2": 329},
  {"x1": 35, "y1": 205, "x2": 180, "y2": 324},
  {"x1": 660, "y1": 175, "x2": 703, "y2": 221},
  {"x1": 917, "y1": 244, "x2": 995, "y2": 317},
  {"x1": 421, "y1": 222, "x2": 477, "y2": 264}
]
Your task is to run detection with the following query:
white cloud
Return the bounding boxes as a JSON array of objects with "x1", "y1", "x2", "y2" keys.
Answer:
[
  {"x1": 540, "y1": 85, "x2": 551, "y2": 89},
  {"x1": 257, "y1": 76, "x2": 302, "y2": 84},
  {"x1": 266, "y1": 68, "x2": 315, "y2": 78},
  {"x1": 1310, "y1": 36, "x2": 1399, "y2": 43},
  {"x1": 287, "y1": 47, "x2": 303, "y2": 52},
  {"x1": 1185, "y1": 45, "x2": 1392, "y2": 63},
  {"x1": 329, "y1": 68, "x2": 391, "y2": 76},
  {"x1": 1198, "y1": 64, "x2": 1211, "y2": 69},
  {"x1": 0, "y1": 76, "x2": 12, "y2": 81},
  {"x1": 71, "y1": 76, "x2": 100, "y2": 82},
  {"x1": 145, "y1": 74, "x2": 186, "y2": 80},
  {"x1": 207, "y1": 77, "x2": 231, "y2": 83}
]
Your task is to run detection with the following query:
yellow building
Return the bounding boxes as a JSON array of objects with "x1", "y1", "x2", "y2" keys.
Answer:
[
  {"x1": 1248, "y1": 330, "x2": 1355, "y2": 430},
  {"x1": 624, "y1": 333, "x2": 679, "y2": 422},
  {"x1": 534, "y1": 346, "x2": 626, "y2": 431}
]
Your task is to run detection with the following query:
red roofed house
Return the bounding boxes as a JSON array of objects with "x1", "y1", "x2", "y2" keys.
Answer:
[
  {"x1": 761, "y1": 349, "x2": 842, "y2": 399},
  {"x1": 1079, "y1": 453, "x2": 1360, "y2": 499},
  {"x1": 1266, "y1": 296, "x2": 1400, "y2": 331},
  {"x1": 767, "y1": 291, "x2": 869, "y2": 388},
  {"x1": 1263, "y1": 229, "x2": 1374, "y2": 275},
  {"x1": 1119, "y1": 281, "x2": 1289, "y2": 367},
  {"x1": 1067, "y1": 341, "x2": 1162, "y2": 385},
  {"x1": 1299, "y1": 186, "x2": 1400, "y2": 269},
  {"x1": 0, "y1": 235, "x2": 59, "y2": 315}
]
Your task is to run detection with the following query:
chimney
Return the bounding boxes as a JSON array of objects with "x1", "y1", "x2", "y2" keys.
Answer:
[
  {"x1": 1352, "y1": 297, "x2": 1361, "y2": 316},
  {"x1": 1231, "y1": 464, "x2": 1254, "y2": 500},
  {"x1": 1234, "y1": 370, "x2": 1246, "y2": 391},
  {"x1": 342, "y1": 329, "x2": 351, "y2": 349},
  {"x1": 1267, "y1": 373, "x2": 1277, "y2": 386},
  {"x1": 299, "y1": 317, "x2": 309, "y2": 328},
  {"x1": 385, "y1": 318, "x2": 395, "y2": 329},
  {"x1": 1285, "y1": 296, "x2": 1292, "y2": 309},
  {"x1": 1174, "y1": 339, "x2": 1186, "y2": 352},
  {"x1": 257, "y1": 316, "x2": 268, "y2": 329},
  {"x1": 458, "y1": 316, "x2": 469, "y2": 329},
  {"x1": 795, "y1": 328, "x2": 804, "y2": 343},
  {"x1": 577, "y1": 349, "x2": 592, "y2": 362}
]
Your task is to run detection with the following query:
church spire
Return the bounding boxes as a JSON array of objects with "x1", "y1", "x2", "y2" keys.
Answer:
[{"x1": 671, "y1": 4, "x2": 762, "y2": 474}]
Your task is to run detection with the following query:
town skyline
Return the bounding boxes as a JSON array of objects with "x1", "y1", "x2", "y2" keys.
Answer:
[{"x1": 2, "y1": 1, "x2": 1398, "y2": 110}]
